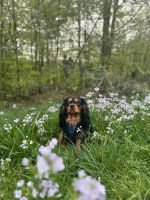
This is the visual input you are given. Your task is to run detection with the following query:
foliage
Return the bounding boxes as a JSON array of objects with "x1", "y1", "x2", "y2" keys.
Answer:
[{"x1": 0, "y1": 0, "x2": 150, "y2": 101}]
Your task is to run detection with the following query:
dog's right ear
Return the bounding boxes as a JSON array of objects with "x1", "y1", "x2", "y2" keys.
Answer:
[{"x1": 59, "y1": 98, "x2": 67, "y2": 128}]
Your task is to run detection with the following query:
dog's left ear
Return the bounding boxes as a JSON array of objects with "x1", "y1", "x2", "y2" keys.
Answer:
[
  {"x1": 79, "y1": 97, "x2": 91, "y2": 130},
  {"x1": 59, "y1": 98, "x2": 67, "y2": 128},
  {"x1": 79, "y1": 97, "x2": 89, "y2": 114}
]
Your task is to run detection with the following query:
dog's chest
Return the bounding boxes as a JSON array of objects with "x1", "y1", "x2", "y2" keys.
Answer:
[{"x1": 66, "y1": 114, "x2": 80, "y2": 127}]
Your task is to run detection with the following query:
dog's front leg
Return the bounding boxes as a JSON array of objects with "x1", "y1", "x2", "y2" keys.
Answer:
[
  {"x1": 58, "y1": 130, "x2": 65, "y2": 146},
  {"x1": 75, "y1": 138, "x2": 81, "y2": 150}
]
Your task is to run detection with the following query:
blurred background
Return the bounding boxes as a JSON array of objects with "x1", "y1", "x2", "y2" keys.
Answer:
[{"x1": 0, "y1": 0, "x2": 150, "y2": 104}]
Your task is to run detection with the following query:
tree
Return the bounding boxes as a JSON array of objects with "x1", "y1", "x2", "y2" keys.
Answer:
[
  {"x1": 12, "y1": 0, "x2": 20, "y2": 96},
  {"x1": 0, "y1": 0, "x2": 5, "y2": 98},
  {"x1": 101, "y1": 0, "x2": 119, "y2": 67}
]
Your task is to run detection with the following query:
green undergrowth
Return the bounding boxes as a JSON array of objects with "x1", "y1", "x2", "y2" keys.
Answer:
[{"x1": 0, "y1": 101, "x2": 150, "y2": 200}]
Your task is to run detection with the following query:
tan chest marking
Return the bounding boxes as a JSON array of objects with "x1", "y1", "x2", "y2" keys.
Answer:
[{"x1": 66, "y1": 114, "x2": 80, "y2": 127}]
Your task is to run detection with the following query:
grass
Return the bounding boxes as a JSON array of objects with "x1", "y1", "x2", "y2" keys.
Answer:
[{"x1": 0, "y1": 94, "x2": 150, "y2": 200}]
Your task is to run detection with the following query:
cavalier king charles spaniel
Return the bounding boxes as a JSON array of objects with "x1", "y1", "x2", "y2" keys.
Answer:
[{"x1": 58, "y1": 97, "x2": 93, "y2": 147}]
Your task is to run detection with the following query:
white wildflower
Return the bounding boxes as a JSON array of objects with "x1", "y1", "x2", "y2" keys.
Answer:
[
  {"x1": 14, "y1": 190, "x2": 22, "y2": 199},
  {"x1": 21, "y1": 158, "x2": 29, "y2": 166},
  {"x1": 17, "y1": 180, "x2": 25, "y2": 187}
]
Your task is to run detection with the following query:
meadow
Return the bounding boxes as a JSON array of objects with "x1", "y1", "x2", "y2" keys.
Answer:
[{"x1": 0, "y1": 90, "x2": 150, "y2": 200}]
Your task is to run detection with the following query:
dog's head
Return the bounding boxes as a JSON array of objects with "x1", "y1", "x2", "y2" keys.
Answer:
[
  {"x1": 65, "y1": 97, "x2": 82, "y2": 114},
  {"x1": 59, "y1": 97, "x2": 91, "y2": 131}
]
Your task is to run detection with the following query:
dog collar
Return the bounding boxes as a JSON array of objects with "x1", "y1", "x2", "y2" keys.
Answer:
[{"x1": 67, "y1": 123, "x2": 76, "y2": 134}]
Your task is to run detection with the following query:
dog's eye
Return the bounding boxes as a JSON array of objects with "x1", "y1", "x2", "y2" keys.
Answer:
[
  {"x1": 76, "y1": 102, "x2": 81, "y2": 106},
  {"x1": 65, "y1": 102, "x2": 70, "y2": 106}
]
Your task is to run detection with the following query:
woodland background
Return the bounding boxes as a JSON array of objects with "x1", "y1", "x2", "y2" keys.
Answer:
[{"x1": 0, "y1": 0, "x2": 150, "y2": 102}]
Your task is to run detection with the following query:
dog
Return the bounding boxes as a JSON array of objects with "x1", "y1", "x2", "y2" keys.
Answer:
[{"x1": 58, "y1": 97, "x2": 93, "y2": 148}]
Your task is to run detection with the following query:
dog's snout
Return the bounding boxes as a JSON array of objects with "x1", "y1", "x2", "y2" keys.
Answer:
[{"x1": 70, "y1": 103, "x2": 75, "y2": 107}]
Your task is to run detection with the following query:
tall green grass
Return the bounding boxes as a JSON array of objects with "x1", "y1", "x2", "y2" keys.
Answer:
[{"x1": 0, "y1": 97, "x2": 150, "y2": 200}]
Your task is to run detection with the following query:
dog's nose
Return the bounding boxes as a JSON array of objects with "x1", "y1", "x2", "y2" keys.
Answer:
[{"x1": 70, "y1": 103, "x2": 75, "y2": 108}]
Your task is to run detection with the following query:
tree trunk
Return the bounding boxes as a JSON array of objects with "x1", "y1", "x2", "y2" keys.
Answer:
[
  {"x1": 0, "y1": 0, "x2": 5, "y2": 98},
  {"x1": 101, "y1": 0, "x2": 112, "y2": 67},
  {"x1": 110, "y1": 0, "x2": 119, "y2": 54},
  {"x1": 100, "y1": 0, "x2": 119, "y2": 91},
  {"x1": 12, "y1": 0, "x2": 20, "y2": 96},
  {"x1": 77, "y1": 0, "x2": 81, "y2": 66},
  {"x1": 77, "y1": 0, "x2": 84, "y2": 85}
]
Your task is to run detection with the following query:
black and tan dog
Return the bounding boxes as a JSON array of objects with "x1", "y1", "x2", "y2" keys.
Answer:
[{"x1": 58, "y1": 97, "x2": 93, "y2": 148}]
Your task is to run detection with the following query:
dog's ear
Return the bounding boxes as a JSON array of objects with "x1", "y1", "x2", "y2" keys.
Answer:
[
  {"x1": 59, "y1": 98, "x2": 67, "y2": 128},
  {"x1": 79, "y1": 97, "x2": 88, "y2": 113},
  {"x1": 80, "y1": 97, "x2": 91, "y2": 130}
]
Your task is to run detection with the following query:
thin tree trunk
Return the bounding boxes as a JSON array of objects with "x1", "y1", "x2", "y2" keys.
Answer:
[
  {"x1": 101, "y1": 0, "x2": 112, "y2": 67},
  {"x1": 46, "y1": 38, "x2": 50, "y2": 65},
  {"x1": 12, "y1": 0, "x2": 20, "y2": 96},
  {"x1": 0, "y1": 0, "x2": 5, "y2": 98},
  {"x1": 77, "y1": 0, "x2": 83, "y2": 85},
  {"x1": 110, "y1": 0, "x2": 119, "y2": 54},
  {"x1": 55, "y1": 0, "x2": 61, "y2": 60},
  {"x1": 36, "y1": 0, "x2": 43, "y2": 94},
  {"x1": 77, "y1": 0, "x2": 81, "y2": 66}
]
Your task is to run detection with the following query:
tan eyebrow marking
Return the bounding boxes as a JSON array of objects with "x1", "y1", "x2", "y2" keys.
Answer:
[
  {"x1": 67, "y1": 98, "x2": 72, "y2": 102},
  {"x1": 74, "y1": 98, "x2": 78, "y2": 103}
]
